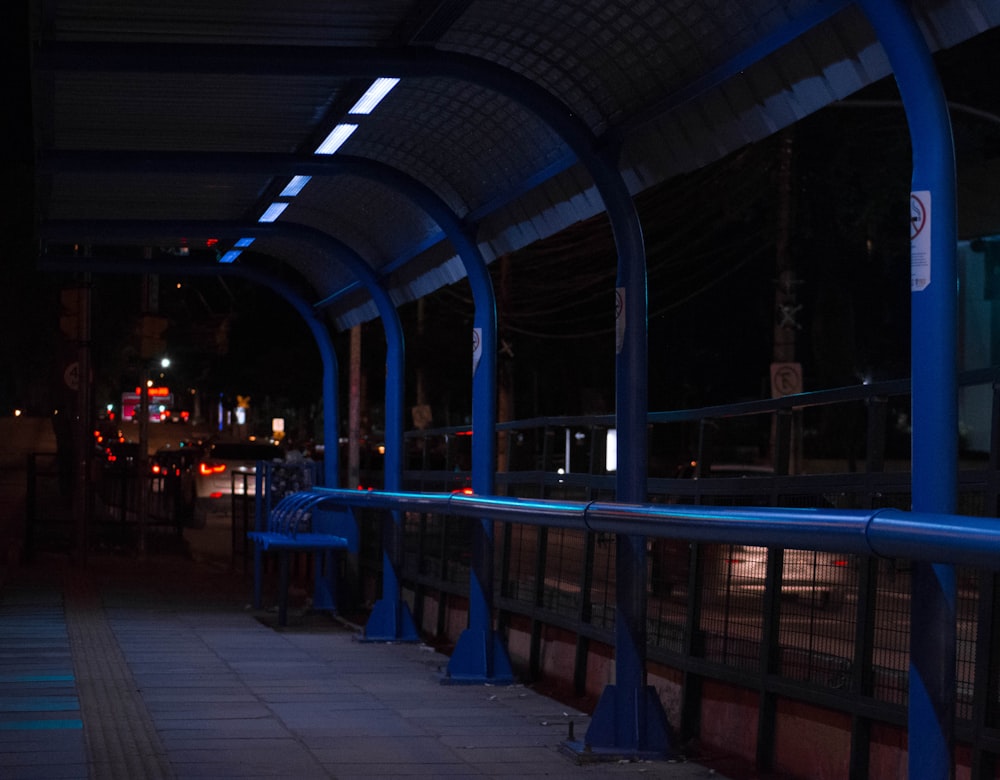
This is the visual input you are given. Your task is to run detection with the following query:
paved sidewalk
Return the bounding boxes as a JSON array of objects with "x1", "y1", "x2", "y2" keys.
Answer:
[{"x1": 0, "y1": 552, "x2": 737, "y2": 779}]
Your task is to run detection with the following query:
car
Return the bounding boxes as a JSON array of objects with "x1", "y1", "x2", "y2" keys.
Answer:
[
  {"x1": 98, "y1": 437, "x2": 141, "y2": 468},
  {"x1": 192, "y1": 440, "x2": 284, "y2": 524},
  {"x1": 152, "y1": 442, "x2": 204, "y2": 478},
  {"x1": 146, "y1": 443, "x2": 203, "y2": 527},
  {"x1": 722, "y1": 545, "x2": 853, "y2": 608}
]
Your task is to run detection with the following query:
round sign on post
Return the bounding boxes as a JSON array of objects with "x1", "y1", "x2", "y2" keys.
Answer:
[
  {"x1": 63, "y1": 361, "x2": 80, "y2": 391},
  {"x1": 910, "y1": 190, "x2": 931, "y2": 292},
  {"x1": 614, "y1": 287, "x2": 625, "y2": 354},
  {"x1": 472, "y1": 327, "x2": 482, "y2": 377},
  {"x1": 770, "y1": 362, "x2": 802, "y2": 398}
]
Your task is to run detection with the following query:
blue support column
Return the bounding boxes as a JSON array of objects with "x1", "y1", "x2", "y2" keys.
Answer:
[
  {"x1": 444, "y1": 259, "x2": 514, "y2": 683},
  {"x1": 40, "y1": 217, "x2": 413, "y2": 638},
  {"x1": 310, "y1": 155, "x2": 511, "y2": 673},
  {"x1": 361, "y1": 297, "x2": 419, "y2": 640},
  {"x1": 579, "y1": 143, "x2": 671, "y2": 757},
  {"x1": 238, "y1": 221, "x2": 419, "y2": 641},
  {"x1": 857, "y1": 3, "x2": 958, "y2": 778}
]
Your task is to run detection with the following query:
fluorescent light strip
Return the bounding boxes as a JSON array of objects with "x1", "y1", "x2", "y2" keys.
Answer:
[
  {"x1": 315, "y1": 123, "x2": 358, "y2": 155},
  {"x1": 218, "y1": 250, "x2": 242, "y2": 264},
  {"x1": 259, "y1": 202, "x2": 289, "y2": 222},
  {"x1": 349, "y1": 77, "x2": 400, "y2": 115},
  {"x1": 234, "y1": 237, "x2": 255, "y2": 248},
  {"x1": 280, "y1": 175, "x2": 312, "y2": 197}
]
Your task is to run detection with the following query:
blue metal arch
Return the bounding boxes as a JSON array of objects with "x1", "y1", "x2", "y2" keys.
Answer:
[
  {"x1": 857, "y1": 3, "x2": 959, "y2": 778},
  {"x1": 36, "y1": 43, "x2": 649, "y2": 498},
  {"x1": 42, "y1": 150, "x2": 512, "y2": 663},
  {"x1": 40, "y1": 42, "x2": 661, "y2": 752},
  {"x1": 42, "y1": 217, "x2": 420, "y2": 641},
  {"x1": 39, "y1": 250, "x2": 341, "y2": 489},
  {"x1": 40, "y1": 150, "x2": 500, "y2": 491}
]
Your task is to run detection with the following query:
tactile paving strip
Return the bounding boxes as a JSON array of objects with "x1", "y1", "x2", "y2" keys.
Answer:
[{"x1": 64, "y1": 571, "x2": 174, "y2": 779}]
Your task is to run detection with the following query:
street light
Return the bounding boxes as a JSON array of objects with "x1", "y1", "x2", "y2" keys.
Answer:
[{"x1": 138, "y1": 355, "x2": 172, "y2": 555}]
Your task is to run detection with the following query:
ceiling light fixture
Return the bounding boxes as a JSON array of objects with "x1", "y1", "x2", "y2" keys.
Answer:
[
  {"x1": 234, "y1": 237, "x2": 256, "y2": 248},
  {"x1": 349, "y1": 77, "x2": 400, "y2": 114},
  {"x1": 218, "y1": 250, "x2": 242, "y2": 264},
  {"x1": 280, "y1": 175, "x2": 312, "y2": 197},
  {"x1": 259, "y1": 202, "x2": 289, "y2": 222},
  {"x1": 315, "y1": 123, "x2": 358, "y2": 155}
]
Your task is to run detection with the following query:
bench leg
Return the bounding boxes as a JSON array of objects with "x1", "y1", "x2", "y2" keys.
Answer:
[
  {"x1": 278, "y1": 552, "x2": 290, "y2": 627},
  {"x1": 312, "y1": 550, "x2": 338, "y2": 613}
]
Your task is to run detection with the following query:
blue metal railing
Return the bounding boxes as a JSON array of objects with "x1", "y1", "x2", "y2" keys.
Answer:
[
  {"x1": 251, "y1": 483, "x2": 1000, "y2": 767},
  {"x1": 273, "y1": 487, "x2": 1000, "y2": 571}
]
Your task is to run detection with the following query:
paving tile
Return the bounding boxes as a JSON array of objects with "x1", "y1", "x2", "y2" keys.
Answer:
[{"x1": 0, "y1": 552, "x2": 727, "y2": 780}]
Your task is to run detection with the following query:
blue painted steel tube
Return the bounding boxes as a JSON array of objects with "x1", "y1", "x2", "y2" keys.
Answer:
[
  {"x1": 268, "y1": 486, "x2": 1000, "y2": 571},
  {"x1": 857, "y1": 3, "x2": 959, "y2": 778}
]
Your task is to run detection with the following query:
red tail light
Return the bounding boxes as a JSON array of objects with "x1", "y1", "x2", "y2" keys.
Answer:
[{"x1": 199, "y1": 462, "x2": 226, "y2": 476}]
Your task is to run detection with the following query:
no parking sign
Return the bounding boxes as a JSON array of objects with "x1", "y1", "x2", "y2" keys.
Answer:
[{"x1": 910, "y1": 190, "x2": 930, "y2": 292}]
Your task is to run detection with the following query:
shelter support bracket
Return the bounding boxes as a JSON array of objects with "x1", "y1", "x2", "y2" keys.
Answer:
[
  {"x1": 362, "y1": 597, "x2": 419, "y2": 643},
  {"x1": 571, "y1": 685, "x2": 673, "y2": 759},
  {"x1": 443, "y1": 628, "x2": 514, "y2": 685}
]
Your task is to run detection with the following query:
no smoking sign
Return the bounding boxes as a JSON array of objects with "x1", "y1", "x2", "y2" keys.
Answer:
[{"x1": 910, "y1": 191, "x2": 931, "y2": 292}]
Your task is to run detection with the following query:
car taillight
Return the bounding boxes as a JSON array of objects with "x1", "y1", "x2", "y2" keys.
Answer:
[
  {"x1": 199, "y1": 462, "x2": 226, "y2": 476},
  {"x1": 151, "y1": 463, "x2": 163, "y2": 475}
]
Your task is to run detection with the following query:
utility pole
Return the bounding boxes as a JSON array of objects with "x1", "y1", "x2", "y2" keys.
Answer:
[
  {"x1": 348, "y1": 324, "x2": 362, "y2": 489},
  {"x1": 771, "y1": 128, "x2": 803, "y2": 474},
  {"x1": 496, "y1": 254, "x2": 514, "y2": 478},
  {"x1": 137, "y1": 268, "x2": 166, "y2": 555},
  {"x1": 60, "y1": 277, "x2": 92, "y2": 564}
]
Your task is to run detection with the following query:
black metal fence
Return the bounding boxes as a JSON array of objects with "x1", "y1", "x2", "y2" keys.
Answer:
[{"x1": 390, "y1": 372, "x2": 1000, "y2": 777}]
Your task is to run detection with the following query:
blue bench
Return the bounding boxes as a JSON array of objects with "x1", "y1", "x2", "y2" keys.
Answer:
[{"x1": 248, "y1": 491, "x2": 359, "y2": 626}]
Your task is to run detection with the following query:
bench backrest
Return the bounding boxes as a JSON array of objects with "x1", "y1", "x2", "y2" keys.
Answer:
[{"x1": 267, "y1": 490, "x2": 360, "y2": 552}]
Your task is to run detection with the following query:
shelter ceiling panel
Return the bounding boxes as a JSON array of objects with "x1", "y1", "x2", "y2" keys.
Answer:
[
  {"x1": 281, "y1": 174, "x2": 442, "y2": 271},
  {"x1": 613, "y1": 8, "x2": 887, "y2": 186},
  {"x1": 29, "y1": 0, "x2": 1000, "y2": 329},
  {"x1": 339, "y1": 79, "x2": 566, "y2": 218},
  {"x1": 437, "y1": 0, "x2": 810, "y2": 135},
  {"x1": 248, "y1": 234, "x2": 410, "y2": 329},
  {"x1": 46, "y1": 71, "x2": 347, "y2": 154},
  {"x1": 42, "y1": 173, "x2": 269, "y2": 223},
  {"x1": 473, "y1": 164, "x2": 605, "y2": 259},
  {"x1": 914, "y1": 0, "x2": 1000, "y2": 50},
  {"x1": 39, "y1": 0, "x2": 413, "y2": 45}
]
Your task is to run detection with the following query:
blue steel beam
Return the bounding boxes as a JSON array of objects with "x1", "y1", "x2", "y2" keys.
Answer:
[
  {"x1": 856, "y1": 3, "x2": 959, "y2": 779},
  {"x1": 41, "y1": 218, "x2": 419, "y2": 641},
  {"x1": 248, "y1": 486, "x2": 1000, "y2": 577}
]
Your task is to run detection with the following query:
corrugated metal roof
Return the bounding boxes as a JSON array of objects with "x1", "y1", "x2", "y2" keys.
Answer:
[{"x1": 31, "y1": 0, "x2": 1000, "y2": 329}]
